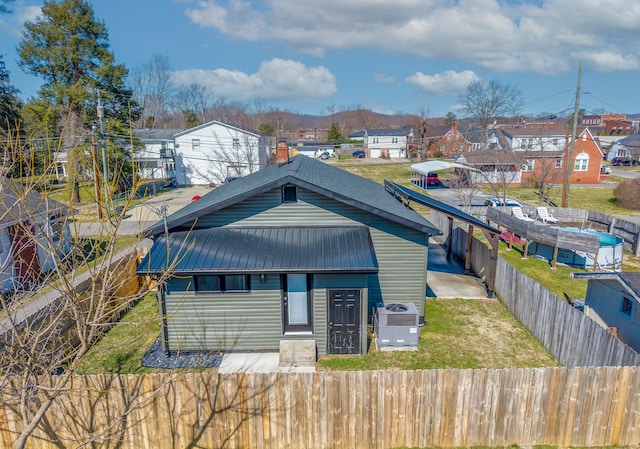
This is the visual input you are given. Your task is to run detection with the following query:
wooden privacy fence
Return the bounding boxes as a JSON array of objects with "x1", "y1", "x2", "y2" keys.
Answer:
[
  {"x1": 1, "y1": 368, "x2": 640, "y2": 449},
  {"x1": 440, "y1": 217, "x2": 640, "y2": 368}
]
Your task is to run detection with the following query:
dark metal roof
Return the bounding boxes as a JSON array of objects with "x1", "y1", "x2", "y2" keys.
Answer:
[
  {"x1": 143, "y1": 155, "x2": 440, "y2": 237},
  {"x1": 132, "y1": 128, "x2": 184, "y2": 140},
  {"x1": 383, "y1": 180, "x2": 500, "y2": 235},
  {"x1": 137, "y1": 226, "x2": 379, "y2": 276},
  {"x1": 365, "y1": 128, "x2": 407, "y2": 137}
]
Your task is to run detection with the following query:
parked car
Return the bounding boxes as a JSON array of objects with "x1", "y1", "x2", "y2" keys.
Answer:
[
  {"x1": 319, "y1": 151, "x2": 330, "y2": 160},
  {"x1": 484, "y1": 197, "x2": 522, "y2": 208},
  {"x1": 421, "y1": 171, "x2": 440, "y2": 186},
  {"x1": 352, "y1": 150, "x2": 366, "y2": 158},
  {"x1": 601, "y1": 164, "x2": 612, "y2": 175},
  {"x1": 612, "y1": 157, "x2": 631, "y2": 166}
]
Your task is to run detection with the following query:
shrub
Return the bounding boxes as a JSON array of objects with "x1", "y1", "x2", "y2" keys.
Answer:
[{"x1": 614, "y1": 178, "x2": 640, "y2": 210}]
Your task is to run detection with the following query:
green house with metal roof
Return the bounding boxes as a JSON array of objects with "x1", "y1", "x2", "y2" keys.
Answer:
[{"x1": 137, "y1": 152, "x2": 441, "y2": 356}]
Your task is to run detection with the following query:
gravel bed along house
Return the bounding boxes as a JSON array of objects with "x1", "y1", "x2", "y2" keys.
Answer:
[{"x1": 142, "y1": 339, "x2": 223, "y2": 369}]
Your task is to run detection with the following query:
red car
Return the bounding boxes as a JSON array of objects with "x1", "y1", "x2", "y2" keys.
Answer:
[{"x1": 423, "y1": 171, "x2": 440, "y2": 186}]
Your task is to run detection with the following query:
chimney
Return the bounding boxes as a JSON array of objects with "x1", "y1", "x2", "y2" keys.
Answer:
[
  {"x1": 277, "y1": 140, "x2": 289, "y2": 165},
  {"x1": 451, "y1": 121, "x2": 457, "y2": 134}
]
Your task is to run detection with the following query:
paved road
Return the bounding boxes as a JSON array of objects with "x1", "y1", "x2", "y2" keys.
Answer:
[{"x1": 76, "y1": 185, "x2": 214, "y2": 237}]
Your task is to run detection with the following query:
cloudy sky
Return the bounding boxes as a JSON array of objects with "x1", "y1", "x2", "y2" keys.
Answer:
[{"x1": 1, "y1": 0, "x2": 639, "y2": 118}]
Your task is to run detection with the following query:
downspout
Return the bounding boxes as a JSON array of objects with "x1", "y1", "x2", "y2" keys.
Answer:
[{"x1": 159, "y1": 282, "x2": 170, "y2": 356}]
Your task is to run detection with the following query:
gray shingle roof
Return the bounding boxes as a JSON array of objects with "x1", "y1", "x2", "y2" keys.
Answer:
[
  {"x1": 143, "y1": 155, "x2": 440, "y2": 236},
  {"x1": 0, "y1": 178, "x2": 69, "y2": 226}
]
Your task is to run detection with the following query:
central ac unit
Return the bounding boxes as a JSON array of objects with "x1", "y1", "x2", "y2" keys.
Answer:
[{"x1": 374, "y1": 303, "x2": 420, "y2": 348}]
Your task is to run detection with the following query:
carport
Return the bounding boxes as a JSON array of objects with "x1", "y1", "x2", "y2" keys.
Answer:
[
  {"x1": 384, "y1": 180, "x2": 501, "y2": 296},
  {"x1": 410, "y1": 160, "x2": 477, "y2": 190}
]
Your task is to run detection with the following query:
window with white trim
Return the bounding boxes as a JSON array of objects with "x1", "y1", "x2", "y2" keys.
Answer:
[
  {"x1": 555, "y1": 159, "x2": 562, "y2": 169},
  {"x1": 522, "y1": 160, "x2": 535, "y2": 171},
  {"x1": 192, "y1": 139, "x2": 201, "y2": 151},
  {"x1": 574, "y1": 152, "x2": 589, "y2": 171}
]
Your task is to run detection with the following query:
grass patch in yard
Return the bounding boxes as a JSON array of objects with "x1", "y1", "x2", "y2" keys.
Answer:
[
  {"x1": 77, "y1": 293, "x2": 162, "y2": 374},
  {"x1": 501, "y1": 185, "x2": 640, "y2": 217},
  {"x1": 495, "y1": 238, "x2": 640, "y2": 300},
  {"x1": 318, "y1": 299, "x2": 559, "y2": 371},
  {"x1": 497, "y1": 241, "x2": 588, "y2": 299}
]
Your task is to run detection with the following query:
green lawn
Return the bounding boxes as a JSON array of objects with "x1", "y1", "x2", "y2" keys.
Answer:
[
  {"x1": 318, "y1": 299, "x2": 559, "y2": 371},
  {"x1": 77, "y1": 293, "x2": 162, "y2": 374},
  {"x1": 77, "y1": 161, "x2": 638, "y2": 373}
]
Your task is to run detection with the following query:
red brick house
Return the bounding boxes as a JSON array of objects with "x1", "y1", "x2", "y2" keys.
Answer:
[{"x1": 463, "y1": 127, "x2": 604, "y2": 187}]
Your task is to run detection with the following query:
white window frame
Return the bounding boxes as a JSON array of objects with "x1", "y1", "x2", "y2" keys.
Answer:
[
  {"x1": 522, "y1": 159, "x2": 535, "y2": 172},
  {"x1": 574, "y1": 152, "x2": 589, "y2": 171},
  {"x1": 555, "y1": 159, "x2": 562, "y2": 169},
  {"x1": 192, "y1": 139, "x2": 201, "y2": 151}
]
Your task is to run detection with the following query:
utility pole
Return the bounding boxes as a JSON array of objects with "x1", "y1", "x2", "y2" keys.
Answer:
[
  {"x1": 97, "y1": 91, "x2": 110, "y2": 210},
  {"x1": 91, "y1": 125, "x2": 104, "y2": 219},
  {"x1": 561, "y1": 62, "x2": 582, "y2": 208}
]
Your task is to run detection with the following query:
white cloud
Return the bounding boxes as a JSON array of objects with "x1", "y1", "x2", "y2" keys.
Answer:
[
  {"x1": 171, "y1": 58, "x2": 337, "y2": 102},
  {"x1": 374, "y1": 73, "x2": 395, "y2": 84},
  {"x1": 183, "y1": 0, "x2": 640, "y2": 75},
  {"x1": 0, "y1": 3, "x2": 41, "y2": 37},
  {"x1": 406, "y1": 70, "x2": 479, "y2": 95}
]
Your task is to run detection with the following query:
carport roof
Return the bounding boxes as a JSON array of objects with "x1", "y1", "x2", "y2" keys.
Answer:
[
  {"x1": 410, "y1": 160, "x2": 477, "y2": 175},
  {"x1": 384, "y1": 180, "x2": 500, "y2": 234},
  {"x1": 137, "y1": 225, "x2": 380, "y2": 275}
]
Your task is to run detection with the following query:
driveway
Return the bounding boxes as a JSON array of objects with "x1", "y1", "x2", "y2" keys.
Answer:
[
  {"x1": 427, "y1": 241, "x2": 491, "y2": 300},
  {"x1": 76, "y1": 185, "x2": 214, "y2": 237}
]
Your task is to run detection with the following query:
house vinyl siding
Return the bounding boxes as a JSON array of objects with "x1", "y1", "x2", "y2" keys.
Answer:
[
  {"x1": 192, "y1": 187, "x2": 429, "y2": 315},
  {"x1": 164, "y1": 273, "x2": 366, "y2": 355},
  {"x1": 584, "y1": 279, "x2": 640, "y2": 352}
]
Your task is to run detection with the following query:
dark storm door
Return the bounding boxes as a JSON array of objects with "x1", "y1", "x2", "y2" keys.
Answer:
[
  {"x1": 328, "y1": 289, "x2": 361, "y2": 355},
  {"x1": 8, "y1": 223, "x2": 40, "y2": 288}
]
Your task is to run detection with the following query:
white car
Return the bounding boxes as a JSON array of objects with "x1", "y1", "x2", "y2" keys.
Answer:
[{"x1": 484, "y1": 197, "x2": 522, "y2": 207}]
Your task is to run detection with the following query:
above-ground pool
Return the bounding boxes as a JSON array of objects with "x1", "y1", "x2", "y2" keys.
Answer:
[{"x1": 527, "y1": 227, "x2": 623, "y2": 269}]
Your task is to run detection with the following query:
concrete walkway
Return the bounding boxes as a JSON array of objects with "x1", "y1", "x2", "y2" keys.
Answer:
[
  {"x1": 427, "y1": 241, "x2": 491, "y2": 300},
  {"x1": 218, "y1": 353, "x2": 316, "y2": 374}
]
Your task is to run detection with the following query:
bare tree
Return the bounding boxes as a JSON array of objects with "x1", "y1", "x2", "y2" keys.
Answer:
[
  {"x1": 447, "y1": 168, "x2": 481, "y2": 213},
  {"x1": 457, "y1": 80, "x2": 524, "y2": 139},
  {"x1": 172, "y1": 83, "x2": 215, "y2": 125},
  {"x1": 130, "y1": 54, "x2": 174, "y2": 128},
  {"x1": 0, "y1": 131, "x2": 175, "y2": 449},
  {"x1": 520, "y1": 135, "x2": 566, "y2": 204}
]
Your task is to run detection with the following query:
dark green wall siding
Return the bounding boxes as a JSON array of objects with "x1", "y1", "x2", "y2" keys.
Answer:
[
  {"x1": 165, "y1": 186, "x2": 429, "y2": 354},
  {"x1": 196, "y1": 188, "x2": 428, "y2": 313},
  {"x1": 164, "y1": 273, "x2": 368, "y2": 355}
]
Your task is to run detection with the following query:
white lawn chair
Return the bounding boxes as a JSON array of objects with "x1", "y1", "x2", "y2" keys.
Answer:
[
  {"x1": 536, "y1": 206, "x2": 559, "y2": 224},
  {"x1": 512, "y1": 207, "x2": 534, "y2": 222}
]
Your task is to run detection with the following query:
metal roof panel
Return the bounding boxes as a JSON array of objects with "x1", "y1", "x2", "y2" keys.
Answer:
[{"x1": 137, "y1": 226, "x2": 379, "y2": 275}]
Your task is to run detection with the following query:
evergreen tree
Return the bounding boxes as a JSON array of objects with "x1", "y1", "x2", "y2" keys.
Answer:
[
  {"x1": 327, "y1": 122, "x2": 344, "y2": 143},
  {"x1": 17, "y1": 0, "x2": 139, "y2": 200},
  {"x1": 0, "y1": 54, "x2": 21, "y2": 130}
]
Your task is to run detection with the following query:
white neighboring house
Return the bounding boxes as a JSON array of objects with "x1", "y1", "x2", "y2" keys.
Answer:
[
  {"x1": 133, "y1": 128, "x2": 183, "y2": 183},
  {"x1": 363, "y1": 129, "x2": 408, "y2": 158},
  {"x1": 173, "y1": 121, "x2": 264, "y2": 186}
]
